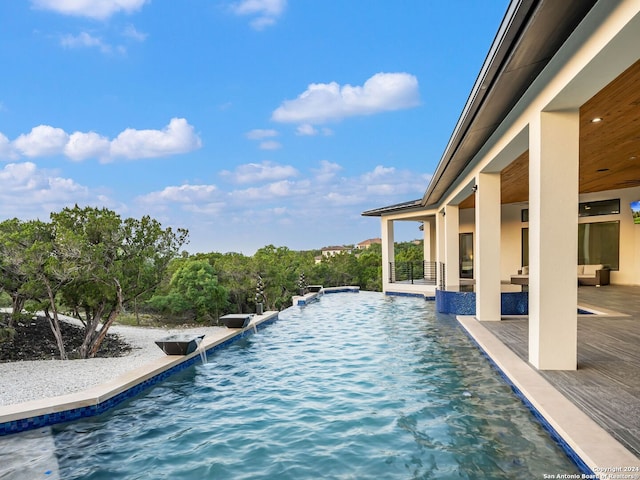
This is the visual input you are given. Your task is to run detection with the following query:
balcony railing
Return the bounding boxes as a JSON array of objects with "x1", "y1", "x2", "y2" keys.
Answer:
[{"x1": 389, "y1": 261, "x2": 442, "y2": 287}]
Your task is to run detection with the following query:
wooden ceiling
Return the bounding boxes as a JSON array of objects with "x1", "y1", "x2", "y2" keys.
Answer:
[{"x1": 459, "y1": 59, "x2": 640, "y2": 209}]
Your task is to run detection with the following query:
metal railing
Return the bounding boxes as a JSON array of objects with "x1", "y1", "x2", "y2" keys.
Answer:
[{"x1": 389, "y1": 261, "x2": 441, "y2": 286}]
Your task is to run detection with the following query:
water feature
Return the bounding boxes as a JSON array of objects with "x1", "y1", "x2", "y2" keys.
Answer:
[
  {"x1": 30, "y1": 292, "x2": 582, "y2": 478},
  {"x1": 195, "y1": 336, "x2": 207, "y2": 365}
]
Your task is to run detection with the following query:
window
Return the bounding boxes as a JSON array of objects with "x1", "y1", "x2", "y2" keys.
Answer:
[
  {"x1": 520, "y1": 221, "x2": 619, "y2": 270},
  {"x1": 521, "y1": 228, "x2": 528, "y2": 267},
  {"x1": 578, "y1": 221, "x2": 619, "y2": 270},
  {"x1": 459, "y1": 233, "x2": 473, "y2": 278},
  {"x1": 579, "y1": 199, "x2": 620, "y2": 217},
  {"x1": 522, "y1": 198, "x2": 620, "y2": 222}
]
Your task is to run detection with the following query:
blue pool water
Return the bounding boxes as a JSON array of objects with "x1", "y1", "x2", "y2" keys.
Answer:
[{"x1": 50, "y1": 292, "x2": 579, "y2": 479}]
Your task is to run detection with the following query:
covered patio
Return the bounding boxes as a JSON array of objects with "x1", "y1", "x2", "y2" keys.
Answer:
[{"x1": 364, "y1": 0, "x2": 640, "y2": 372}]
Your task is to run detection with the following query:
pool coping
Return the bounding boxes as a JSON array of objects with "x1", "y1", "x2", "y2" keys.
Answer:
[
  {"x1": 0, "y1": 311, "x2": 279, "y2": 435},
  {"x1": 457, "y1": 315, "x2": 640, "y2": 476},
  {"x1": 293, "y1": 286, "x2": 360, "y2": 306}
]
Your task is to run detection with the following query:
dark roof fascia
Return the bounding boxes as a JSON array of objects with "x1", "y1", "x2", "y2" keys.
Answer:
[
  {"x1": 421, "y1": 0, "x2": 597, "y2": 208},
  {"x1": 421, "y1": 0, "x2": 534, "y2": 207},
  {"x1": 361, "y1": 199, "x2": 423, "y2": 217}
]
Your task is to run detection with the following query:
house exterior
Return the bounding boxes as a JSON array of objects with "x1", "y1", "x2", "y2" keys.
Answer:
[
  {"x1": 321, "y1": 245, "x2": 350, "y2": 257},
  {"x1": 363, "y1": 0, "x2": 640, "y2": 370},
  {"x1": 355, "y1": 238, "x2": 382, "y2": 250}
]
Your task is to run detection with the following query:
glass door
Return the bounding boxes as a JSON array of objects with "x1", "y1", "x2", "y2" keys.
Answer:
[{"x1": 459, "y1": 233, "x2": 473, "y2": 279}]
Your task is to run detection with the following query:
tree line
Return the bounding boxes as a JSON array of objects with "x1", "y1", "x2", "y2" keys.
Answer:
[{"x1": 0, "y1": 205, "x2": 423, "y2": 360}]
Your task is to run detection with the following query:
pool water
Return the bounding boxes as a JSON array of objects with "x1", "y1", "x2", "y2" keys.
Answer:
[{"x1": 51, "y1": 292, "x2": 579, "y2": 479}]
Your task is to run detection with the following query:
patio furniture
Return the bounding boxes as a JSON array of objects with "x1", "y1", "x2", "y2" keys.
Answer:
[
  {"x1": 510, "y1": 264, "x2": 610, "y2": 287},
  {"x1": 510, "y1": 266, "x2": 529, "y2": 285},
  {"x1": 578, "y1": 264, "x2": 610, "y2": 286}
]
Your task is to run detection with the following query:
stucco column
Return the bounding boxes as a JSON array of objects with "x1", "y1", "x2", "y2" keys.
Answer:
[
  {"x1": 381, "y1": 218, "x2": 395, "y2": 290},
  {"x1": 528, "y1": 110, "x2": 579, "y2": 370},
  {"x1": 422, "y1": 219, "x2": 432, "y2": 262},
  {"x1": 436, "y1": 211, "x2": 445, "y2": 288},
  {"x1": 423, "y1": 217, "x2": 437, "y2": 284},
  {"x1": 444, "y1": 204, "x2": 460, "y2": 289},
  {"x1": 475, "y1": 173, "x2": 502, "y2": 321}
]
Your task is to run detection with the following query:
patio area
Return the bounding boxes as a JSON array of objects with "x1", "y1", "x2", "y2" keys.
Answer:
[{"x1": 480, "y1": 284, "x2": 640, "y2": 458}]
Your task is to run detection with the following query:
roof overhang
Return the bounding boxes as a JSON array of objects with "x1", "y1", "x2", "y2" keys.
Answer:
[
  {"x1": 361, "y1": 199, "x2": 423, "y2": 217},
  {"x1": 362, "y1": 0, "x2": 599, "y2": 218},
  {"x1": 421, "y1": 0, "x2": 597, "y2": 207}
]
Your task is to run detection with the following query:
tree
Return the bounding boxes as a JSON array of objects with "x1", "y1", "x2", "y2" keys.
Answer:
[
  {"x1": 356, "y1": 244, "x2": 382, "y2": 291},
  {"x1": 148, "y1": 260, "x2": 228, "y2": 322},
  {"x1": 311, "y1": 251, "x2": 360, "y2": 287},
  {"x1": 209, "y1": 252, "x2": 254, "y2": 314},
  {"x1": 253, "y1": 245, "x2": 315, "y2": 310},
  {"x1": 0, "y1": 219, "x2": 70, "y2": 359},
  {"x1": 52, "y1": 206, "x2": 188, "y2": 358},
  {"x1": 0, "y1": 219, "x2": 29, "y2": 326},
  {"x1": 395, "y1": 240, "x2": 423, "y2": 262}
]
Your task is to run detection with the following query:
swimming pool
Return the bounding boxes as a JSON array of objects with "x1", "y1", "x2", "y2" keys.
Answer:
[{"x1": 48, "y1": 292, "x2": 579, "y2": 478}]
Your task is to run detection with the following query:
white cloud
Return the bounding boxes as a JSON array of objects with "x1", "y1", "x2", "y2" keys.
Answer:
[
  {"x1": 361, "y1": 165, "x2": 431, "y2": 196},
  {"x1": 0, "y1": 133, "x2": 17, "y2": 160},
  {"x1": 31, "y1": 0, "x2": 148, "y2": 20},
  {"x1": 296, "y1": 124, "x2": 317, "y2": 136},
  {"x1": 123, "y1": 160, "x2": 431, "y2": 253},
  {"x1": 230, "y1": 0, "x2": 286, "y2": 30},
  {"x1": 245, "y1": 128, "x2": 278, "y2": 140},
  {"x1": 312, "y1": 160, "x2": 342, "y2": 183},
  {"x1": 138, "y1": 184, "x2": 218, "y2": 204},
  {"x1": 13, "y1": 125, "x2": 69, "y2": 158},
  {"x1": 272, "y1": 72, "x2": 420, "y2": 124},
  {"x1": 365, "y1": 184, "x2": 397, "y2": 195},
  {"x1": 60, "y1": 32, "x2": 114, "y2": 54},
  {"x1": 0, "y1": 162, "x2": 93, "y2": 217},
  {"x1": 2, "y1": 118, "x2": 202, "y2": 163},
  {"x1": 296, "y1": 124, "x2": 334, "y2": 136},
  {"x1": 59, "y1": 27, "x2": 145, "y2": 55},
  {"x1": 231, "y1": 179, "x2": 306, "y2": 201},
  {"x1": 0, "y1": 162, "x2": 38, "y2": 184},
  {"x1": 135, "y1": 184, "x2": 225, "y2": 218},
  {"x1": 259, "y1": 140, "x2": 282, "y2": 150},
  {"x1": 323, "y1": 192, "x2": 363, "y2": 205},
  {"x1": 183, "y1": 202, "x2": 226, "y2": 215},
  {"x1": 109, "y1": 118, "x2": 202, "y2": 160},
  {"x1": 122, "y1": 24, "x2": 147, "y2": 42},
  {"x1": 361, "y1": 165, "x2": 396, "y2": 182},
  {"x1": 246, "y1": 129, "x2": 281, "y2": 150},
  {"x1": 221, "y1": 161, "x2": 298, "y2": 184},
  {"x1": 64, "y1": 131, "x2": 111, "y2": 161}
]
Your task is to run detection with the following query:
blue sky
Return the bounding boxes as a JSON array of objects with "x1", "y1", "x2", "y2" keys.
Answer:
[{"x1": 0, "y1": 0, "x2": 509, "y2": 254}]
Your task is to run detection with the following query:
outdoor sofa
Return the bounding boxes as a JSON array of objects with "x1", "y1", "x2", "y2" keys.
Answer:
[
  {"x1": 510, "y1": 264, "x2": 610, "y2": 286},
  {"x1": 577, "y1": 264, "x2": 610, "y2": 286}
]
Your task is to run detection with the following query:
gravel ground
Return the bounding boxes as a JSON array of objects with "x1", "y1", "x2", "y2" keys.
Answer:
[{"x1": 0, "y1": 323, "x2": 226, "y2": 407}]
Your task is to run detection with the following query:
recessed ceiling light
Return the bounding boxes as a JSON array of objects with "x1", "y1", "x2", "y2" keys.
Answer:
[{"x1": 591, "y1": 117, "x2": 603, "y2": 123}]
